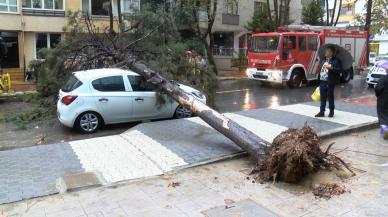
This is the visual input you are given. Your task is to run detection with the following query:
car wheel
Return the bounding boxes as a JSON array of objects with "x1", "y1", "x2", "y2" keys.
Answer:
[
  {"x1": 174, "y1": 105, "x2": 193, "y2": 119},
  {"x1": 287, "y1": 70, "x2": 304, "y2": 88},
  {"x1": 368, "y1": 83, "x2": 375, "y2": 88},
  {"x1": 75, "y1": 112, "x2": 102, "y2": 133}
]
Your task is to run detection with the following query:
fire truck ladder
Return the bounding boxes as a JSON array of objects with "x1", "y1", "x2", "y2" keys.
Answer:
[{"x1": 279, "y1": 25, "x2": 347, "y2": 32}]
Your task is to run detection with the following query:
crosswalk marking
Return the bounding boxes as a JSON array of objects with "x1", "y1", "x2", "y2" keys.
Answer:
[
  {"x1": 272, "y1": 104, "x2": 377, "y2": 126},
  {"x1": 225, "y1": 113, "x2": 288, "y2": 142}
]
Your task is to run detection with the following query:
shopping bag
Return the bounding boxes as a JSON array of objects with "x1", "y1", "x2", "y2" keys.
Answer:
[{"x1": 311, "y1": 87, "x2": 320, "y2": 102}]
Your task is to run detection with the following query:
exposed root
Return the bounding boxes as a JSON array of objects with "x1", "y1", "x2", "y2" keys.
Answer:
[{"x1": 252, "y1": 125, "x2": 354, "y2": 183}]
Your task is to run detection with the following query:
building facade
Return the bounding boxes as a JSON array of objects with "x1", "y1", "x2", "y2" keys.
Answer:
[
  {"x1": 326, "y1": 0, "x2": 388, "y2": 55},
  {"x1": 0, "y1": 0, "x2": 140, "y2": 82},
  {"x1": 202, "y1": 0, "x2": 304, "y2": 70}
]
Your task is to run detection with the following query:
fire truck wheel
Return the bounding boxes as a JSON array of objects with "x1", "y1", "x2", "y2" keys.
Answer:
[{"x1": 287, "y1": 70, "x2": 304, "y2": 88}]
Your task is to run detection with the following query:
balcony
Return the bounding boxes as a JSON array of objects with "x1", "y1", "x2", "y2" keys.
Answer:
[
  {"x1": 22, "y1": 8, "x2": 65, "y2": 17},
  {"x1": 222, "y1": 14, "x2": 239, "y2": 25}
]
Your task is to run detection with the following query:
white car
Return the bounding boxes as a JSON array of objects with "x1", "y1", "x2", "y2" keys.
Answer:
[
  {"x1": 57, "y1": 68, "x2": 206, "y2": 133},
  {"x1": 366, "y1": 65, "x2": 387, "y2": 87}
]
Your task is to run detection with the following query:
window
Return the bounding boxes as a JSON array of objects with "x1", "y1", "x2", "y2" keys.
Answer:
[
  {"x1": 92, "y1": 76, "x2": 125, "y2": 92},
  {"x1": 299, "y1": 36, "x2": 306, "y2": 51},
  {"x1": 122, "y1": 0, "x2": 140, "y2": 14},
  {"x1": 254, "y1": 1, "x2": 265, "y2": 13},
  {"x1": 23, "y1": 0, "x2": 63, "y2": 10},
  {"x1": 283, "y1": 36, "x2": 296, "y2": 50},
  {"x1": 128, "y1": 75, "x2": 153, "y2": 91},
  {"x1": 0, "y1": 0, "x2": 18, "y2": 13},
  {"x1": 35, "y1": 33, "x2": 61, "y2": 59},
  {"x1": 308, "y1": 36, "x2": 318, "y2": 51},
  {"x1": 62, "y1": 75, "x2": 83, "y2": 92},
  {"x1": 82, "y1": 0, "x2": 110, "y2": 16},
  {"x1": 0, "y1": 32, "x2": 19, "y2": 68},
  {"x1": 223, "y1": 0, "x2": 238, "y2": 15}
]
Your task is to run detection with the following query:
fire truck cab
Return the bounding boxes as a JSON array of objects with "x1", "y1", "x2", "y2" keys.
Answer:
[{"x1": 246, "y1": 25, "x2": 368, "y2": 87}]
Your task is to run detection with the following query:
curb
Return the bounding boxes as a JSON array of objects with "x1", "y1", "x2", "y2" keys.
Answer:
[{"x1": 217, "y1": 76, "x2": 247, "y2": 81}]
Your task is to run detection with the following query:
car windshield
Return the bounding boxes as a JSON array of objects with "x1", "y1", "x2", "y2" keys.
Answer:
[
  {"x1": 250, "y1": 36, "x2": 280, "y2": 53},
  {"x1": 62, "y1": 74, "x2": 82, "y2": 92}
]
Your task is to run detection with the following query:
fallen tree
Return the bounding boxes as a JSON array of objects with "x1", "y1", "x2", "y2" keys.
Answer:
[{"x1": 35, "y1": 9, "x2": 352, "y2": 184}]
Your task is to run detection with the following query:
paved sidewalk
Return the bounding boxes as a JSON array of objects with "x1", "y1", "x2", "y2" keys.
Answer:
[
  {"x1": 0, "y1": 101, "x2": 378, "y2": 204},
  {"x1": 2, "y1": 129, "x2": 388, "y2": 217}
]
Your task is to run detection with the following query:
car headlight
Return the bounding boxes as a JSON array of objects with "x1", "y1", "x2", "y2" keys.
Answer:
[{"x1": 191, "y1": 91, "x2": 204, "y2": 99}]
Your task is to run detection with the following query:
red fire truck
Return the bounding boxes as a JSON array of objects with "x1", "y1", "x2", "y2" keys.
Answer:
[{"x1": 246, "y1": 25, "x2": 368, "y2": 87}]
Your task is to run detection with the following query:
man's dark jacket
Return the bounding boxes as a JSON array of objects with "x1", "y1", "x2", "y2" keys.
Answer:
[
  {"x1": 317, "y1": 57, "x2": 342, "y2": 85},
  {"x1": 375, "y1": 75, "x2": 388, "y2": 125}
]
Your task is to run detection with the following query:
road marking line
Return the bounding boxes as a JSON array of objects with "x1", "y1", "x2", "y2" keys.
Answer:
[
  {"x1": 225, "y1": 113, "x2": 288, "y2": 142},
  {"x1": 272, "y1": 104, "x2": 377, "y2": 126}
]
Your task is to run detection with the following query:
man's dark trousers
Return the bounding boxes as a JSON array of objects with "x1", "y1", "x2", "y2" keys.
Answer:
[{"x1": 320, "y1": 81, "x2": 335, "y2": 113}]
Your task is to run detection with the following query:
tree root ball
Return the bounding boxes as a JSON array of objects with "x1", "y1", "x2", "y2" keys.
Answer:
[{"x1": 254, "y1": 125, "x2": 326, "y2": 183}]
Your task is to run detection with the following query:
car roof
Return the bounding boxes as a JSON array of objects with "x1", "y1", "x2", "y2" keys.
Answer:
[{"x1": 73, "y1": 68, "x2": 140, "y2": 80}]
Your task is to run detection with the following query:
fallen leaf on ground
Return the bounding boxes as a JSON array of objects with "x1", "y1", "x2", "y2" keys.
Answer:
[
  {"x1": 351, "y1": 133, "x2": 359, "y2": 137},
  {"x1": 168, "y1": 182, "x2": 181, "y2": 188},
  {"x1": 164, "y1": 204, "x2": 172, "y2": 209},
  {"x1": 34, "y1": 134, "x2": 47, "y2": 145},
  {"x1": 224, "y1": 199, "x2": 235, "y2": 205},
  {"x1": 161, "y1": 175, "x2": 172, "y2": 180},
  {"x1": 231, "y1": 213, "x2": 241, "y2": 217}
]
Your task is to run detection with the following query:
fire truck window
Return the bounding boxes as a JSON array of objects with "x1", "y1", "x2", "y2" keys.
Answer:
[
  {"x1": 283, "y1": 36, "x2": 296, "y2": 50},
  {"x1": 299, "y1": 36, "x2": 306, "y2": 51},
  {"x1": 308, "y1": 36, "x2": 318, "y2": 51}
]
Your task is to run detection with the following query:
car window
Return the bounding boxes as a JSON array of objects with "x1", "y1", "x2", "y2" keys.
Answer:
[
  {"x1": 308, "y1": 36, "x2": 318, "y2": 51},
  {"x1": 62, "y1": 74, "x2": 82, "y2": 92},
  {"x1": 299, "y1": 36, "x2": 306, "y2": 51},
  {"x1": 127, "y1": 75, "x2": 153, "y2": 91},
  {"x1": 92, "y1": 76, "x2": 125, "y2": 92}
]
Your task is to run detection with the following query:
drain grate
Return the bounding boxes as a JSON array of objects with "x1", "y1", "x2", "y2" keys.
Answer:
[{"x1": 202, "y1": 199, "x2": 279, "y2": 217}]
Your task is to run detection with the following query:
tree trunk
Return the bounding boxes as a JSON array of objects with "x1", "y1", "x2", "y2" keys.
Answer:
[
  {"x1": 127, "y1": 60, "x2": 269, "y2": 160},
  {"x1": 109, "y1": 0, "x2": 114, "y2": 34},
  {"x1": 365, "y1": 0, "x2": 373, "y2": 65},
  {"x1": 330, "y1": 0, "x2": 337, "y2": 26},
  {"x1": 117, "y1": 0, "x2": 124, "y2": 33},
  {"x1": 325, "y1": 0, "x2": 329, "y2": 25},
  {"x1": 334, "y1": 0, "x2": 342, "y2": 26},
  {"x1": 203, "y1": 37, "x2": 218, "y2": 75},
  {"x1": 266, "y1": 0, "x2": 273, "y2": 28}
]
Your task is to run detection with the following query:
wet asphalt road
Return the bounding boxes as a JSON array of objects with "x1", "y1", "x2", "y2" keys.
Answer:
[
  {"x1": 0, "y1": 72, "x2": 375, "y2": 148},
  {"x1": 215, "y1": 73, "x2": 374, "y2": 113}
]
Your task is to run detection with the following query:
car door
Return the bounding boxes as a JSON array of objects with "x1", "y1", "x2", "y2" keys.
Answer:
[
  {"x1": 91, "y1": 75, "x2": 133, "y2": 124},
  {"x1": 127, "y1": 75, "x2": 172, "y2": 120}
]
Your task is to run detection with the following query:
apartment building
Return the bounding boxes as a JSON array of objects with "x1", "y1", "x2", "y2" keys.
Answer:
[
  {"x1": 205, "y1": 0, "x2": 304, "y2": 70},
  {"x1": 326, "y1": 0, "x2": 387, "y2": 55},
  {"x1": 0, "y1": 0, "x2": 139, "y2": 82}
]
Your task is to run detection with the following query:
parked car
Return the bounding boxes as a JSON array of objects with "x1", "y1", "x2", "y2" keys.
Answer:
[
  {"x1": 57, "y1": 68, "x2": 206, "y2": 133},
  {"x1": 366, "y1": 65, "x2": 387, "y2": 87},
  {"x1": 376, "y1": 54, "x2": 388, "y2": 63}
]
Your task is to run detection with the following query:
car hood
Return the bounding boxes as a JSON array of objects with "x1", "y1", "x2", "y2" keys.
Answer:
[{"x1": 178, "y1": 83, "x2": 206, "y2": 103}]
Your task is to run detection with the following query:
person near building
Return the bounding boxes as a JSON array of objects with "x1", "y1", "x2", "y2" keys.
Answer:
[
  {"x1": 375, "y1": 68, "x2": 388, "y2": 139},
  {"x1": 315, "y1": 46, "x2": 341, "y2": 118}
]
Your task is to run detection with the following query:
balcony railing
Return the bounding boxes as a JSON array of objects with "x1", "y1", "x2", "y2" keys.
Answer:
[
  {"x1": 213, "y1": 48, "x2": 247, "y2": 57},
  {"x1": 222, "y1": 14, "x2": 239, "y2": 25},
  {"x1": 22, "y1": 8, "x2": 65, "y2": 17}
]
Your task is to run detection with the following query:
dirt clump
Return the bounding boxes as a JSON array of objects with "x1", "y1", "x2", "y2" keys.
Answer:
[
  {"x1": 251, "y1": 125, "x2": 354, "y2": 183},
  {"x1": 312, "y1": 183, "x2": 350, "y2": 199}
]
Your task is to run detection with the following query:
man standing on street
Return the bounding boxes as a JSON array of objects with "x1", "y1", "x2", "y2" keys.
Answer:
[
  {"x1": 375, "y1": 68, "x2": 388, "y2": 139},
  {"x1": 315, "y1": 46, "x2": 341, "y2": 118}
]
